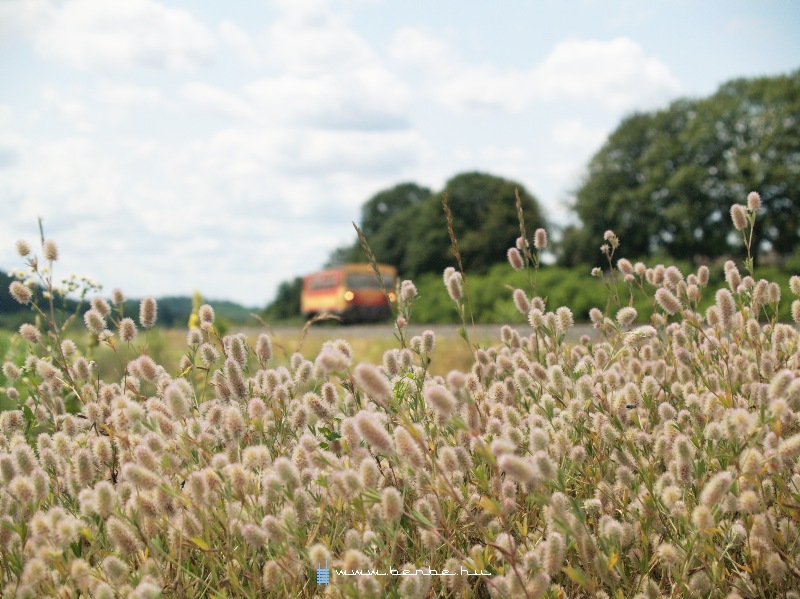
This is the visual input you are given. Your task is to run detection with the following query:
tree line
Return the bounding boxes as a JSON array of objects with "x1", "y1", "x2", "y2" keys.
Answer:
[{"x1": 265, "y1": 70, "x2": 799, "y2": 320}]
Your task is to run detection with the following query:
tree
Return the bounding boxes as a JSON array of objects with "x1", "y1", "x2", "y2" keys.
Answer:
[
  {"x1": 360, "y1": 182, "x2": 431, "y2": 239},
  {"x1": 327, "y1": 182, "x2": 431, "y2": 267},
  {"x1": 327, "y1": 172, "x2": 545, "y2": 279},
  {"x1": 263, "y1": 277, "x2": 303, "y2": 321},
  {"x1": 400, "y1": 172, "x2": 546, "y2": 277},
  {"x1": 561, "y1": 70, "x2": 800, "y2": 265}
]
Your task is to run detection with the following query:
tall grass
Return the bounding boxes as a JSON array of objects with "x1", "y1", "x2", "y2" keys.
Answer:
[{"x1": 0, "y1": 191, "x2": 799, "y2": 598}]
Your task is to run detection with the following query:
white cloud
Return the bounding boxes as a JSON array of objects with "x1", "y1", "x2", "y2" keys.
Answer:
[
  {"x1": 262, "y1": 2, "x2": 378, "y2": 76},
  {"x1": 393, "y1": 30, "x2": 682, "y2": 114},
  {"x1": 551, "y1": 119, "x2": 608, "y2": 150},
  {"x1": 533, "y1": 37, "x2": 682, "y2": 109},
  {"x1": 0, "y1": 0, "x2": 51, "y2": 36},
  {"x1": 0, "y1": 132, "x2": 24, "y2": 170},
  {"x1": 182, "y1": 83, "x2": 254, "y2": 120},
  {"x1": 434, "y1": 67, "x2": 533, "y2": 113},
  {"x1": 96, "y1": 84, "x2": 162, "y2": 106},
  {"x1": 33, "y1": 0, "x2": 215, "y2": 72},
  {"x1": 42, "y1": 88, "x2": 95, "y2": 133},
  {"x1": 389, "y1": 27, "x2": 460, "y2": 77},
  {"x1": 2, "y1": 1, "x2": 715, "y2": 305},
  {"x1": 0, "y1": 104, "x2": 13, "y2": 127},
  {"x1": 245, "y1": 68, "x2": 410, "y2": 129},
  {"x1": 219, "y1": 20, "x2": 262, "y2": 66}
]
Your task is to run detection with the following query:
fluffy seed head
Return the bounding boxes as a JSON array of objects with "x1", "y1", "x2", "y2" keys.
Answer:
[
  {"x1": 767, "y1": 282, "x2": 780, "y2": 304},
  {"x1": 655, "y1": 288, "x2": 681, "y2": 315},
  {"x1": 91, "y1": 296, "x2": 111, "y2": 316},
  {"x1": 699, "y1": 471, "x2": 733, "y2": 507},
  {"x1": 43, "y1": 239, "x2": 59, "y2": 261},
  {"x1": 498, "y1": 454, "x2": 536, "y2": 484},
  {"x1": 164, "y1": 382, "x2": 191, "y2": 420},
  {"x1": 507, "y1": 247, "x2": 524, "y2": 270},
  {"x1": 94, "y1": 481, "x2": 116, "y2": 518},
  {"x1": 9, "y1": 281, "x2": 32, "y2": 304},
  {"x1": 139, "y1": 297, "x2": 157, "y2": 328},
  {"x1": 779, "y1": 433, "x2": 800, "y2": 462},
  {"x1": 534, "y1": 228, "x2": 548, "y2": 250},
  {"x1": 422, "y1": 329, "x2": 435, "y2": 354},
  {"x1": 222, "y1": 405, "x2": 246, "y2": 440},
  {"x1": 424, "y1": 384, "x2": 457, "y2": 417},
  {"x1": 792, "y1": 299, "x2": 800, "y2": 326},
  {"x1": 394, "y1": 426, "x2": 425, "y2": 468},
  {"x1": 513, "y1": 289, "x2": 530, "y2": 314},
  {"x1": 446, "y1": 271, "x2": 462, "y2": 301},
  {"x1": 15, "y1": 240, "x2": 31, "y2": 257},
  {"x1": 200, "y1": 343, "x2": 219, "y2": 366},
  {"x1": 118, "y1": 317, "x2": 137, "y2": 342},
  {"x1": 789, "y1": 275, "x2": 800, "y2": 296},
  {"x1": 273, "y1": 457, "x2": 300, "y2": 489},
  {"x1": 353, "y1": 363, "x2": 392, "y2": 407},
  {"x1": 697, "y1": 265, "x2": 709, "y2": 286},
  {"x1": 730, "y1": 204, "x2": 748, "y2": 230},
  {"x1": 354, "y1": 411, "x2": 393, "y2": 454},
  {"x1": 747, "y1": 191, "x2": 762, "y2": 210},
  {"x1": 716, "y1": 289, "x2": 736, "y2": 330},
  {"x1": 555, "y1": 306, "x2": 573, "y2": 332},
  {"x1": 224, "y1": 358, "x2": 248, "y2": 400},
  {"x1": 198, "y1": 304, "x2": 214, "y2": 326},
  {"x1": 382, "y1": 486, "x2": 403, "y2": 521},
  {"x1": 399, "y1": 279, "x2": 417, "y2": 303},
  {"x1": 106, "y1": 517, "x2": 141, "y2": 555},
  {"x1": 111, "y1": 288, "x2": 125, "y2": 305},
  {"x1": 19, "y1": 323, "x2": 41, "y2": 344},
  {"x1": 136, "y1": 355, "x2": 158, "y2": 381},
  {"x1": 528, "y1": 307, "x2": 544, "y2": 329},
  {"x1": 256, "y1": 333, "x2": 273, "y2": 364},
  {"x1": 2, "y1": 362, "x2": 20, "y2": 380},
  {"x1": 305, "y1": 392, "x2": 331, "y2": 420},
  {"x1": 616, "y1": 306, "x2": 637, "y2": 327},
  {"x1": 691, "y1": 505, "x2": 714, "y2": 531}
]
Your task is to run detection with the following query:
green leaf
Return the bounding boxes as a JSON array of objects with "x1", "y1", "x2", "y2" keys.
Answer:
[
  {"x1": 562, "y1": 566, "x2": 591, "y2": 588},
  {"x1": 190, "y1": 536, "x2": 210, "y2": 551}
]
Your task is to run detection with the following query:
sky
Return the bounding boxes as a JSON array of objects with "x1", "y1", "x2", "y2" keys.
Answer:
[{"x1": 1, "y1": 0, "x2": 798, "y2": 307}]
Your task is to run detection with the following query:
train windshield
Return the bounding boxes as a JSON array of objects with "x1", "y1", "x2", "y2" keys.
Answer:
[
  {"x1": 346, "y1": 272, "x2": 395, "y2": 290},
  {"x1": 306, "y1": 272, "x2": 339, "y2": 290}
]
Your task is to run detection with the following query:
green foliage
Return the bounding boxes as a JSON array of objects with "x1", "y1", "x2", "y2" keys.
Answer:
[
  {"x1": 263, "y1": 276, "x2": 303, "y2": 322},
  {"x1": 150, "y1": 296, "x2": 254, "y2": 328},
  {"x1": 328, "y1": 171, "x2": 546, "y2": 279},
  {"x1": 403, "y1": 172, "x2": 545, "y2": 277},
  {"x1": 564, "y1": 70, "x2": 800, "y2": 265},
  {"x1": 327, "y1": 182, "x2": 432, "y2": 268},
  {"x1": 411, "y1": 260, "x2": 799, "y2": 324}
]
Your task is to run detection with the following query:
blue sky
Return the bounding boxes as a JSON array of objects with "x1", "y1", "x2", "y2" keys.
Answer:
[{"x1": 1, "y1": 0, "x2": 798, "y2": 306}]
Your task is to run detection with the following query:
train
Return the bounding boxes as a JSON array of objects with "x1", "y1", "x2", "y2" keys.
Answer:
[{"x1": 300, "y1": 263, "x2": 397, "y2": 323}]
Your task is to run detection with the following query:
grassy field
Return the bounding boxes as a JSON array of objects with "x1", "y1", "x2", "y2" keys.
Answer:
[{"x1": 2, "y1": 201, "x2": 800, "y2": 597}]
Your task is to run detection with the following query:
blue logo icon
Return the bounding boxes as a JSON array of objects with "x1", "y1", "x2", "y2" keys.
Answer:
[{"x1": 316, "y1": 557, "x2": 330, "y2": 585}]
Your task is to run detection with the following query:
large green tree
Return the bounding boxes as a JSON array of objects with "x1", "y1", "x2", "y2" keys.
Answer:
[
  {"x1": 560, "y1": 70, "x2": 800, "y2": 266},
  {"x1": 401, "y1": 172, "x2": 545, "y2": 277},
  {"x1": 328, "y1": 182, "x2": 431, "y2": 268},
  {"x1": 329, "y1": 172, "x2": 546, "y2": 278}
]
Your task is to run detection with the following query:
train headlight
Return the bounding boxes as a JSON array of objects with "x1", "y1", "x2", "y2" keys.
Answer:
[{"x1": 344, "y1": 290, "x2": 354, "y2": 301}]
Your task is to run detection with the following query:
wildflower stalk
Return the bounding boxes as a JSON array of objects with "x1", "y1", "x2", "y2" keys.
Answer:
[
  {"x1": 514, "y1": 188, "x2": 541, "y2": 295},
  {"x1": 441, "y1": 192, "x2": 476, "y2": 349}
]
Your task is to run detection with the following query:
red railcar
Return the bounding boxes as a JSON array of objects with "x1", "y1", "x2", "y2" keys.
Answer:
[{"x1": 300, "y1": 263, "x2": 397, "y2": 323}]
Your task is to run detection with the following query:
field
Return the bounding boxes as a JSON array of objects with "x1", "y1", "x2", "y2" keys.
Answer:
[{"x1": 1, "y1": 198, "x2": 800, "y2": 598}]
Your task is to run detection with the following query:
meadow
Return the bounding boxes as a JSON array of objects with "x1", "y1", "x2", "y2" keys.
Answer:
[{"x1": 1, "y1": 192, "x2": 799, "y2": 598}]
